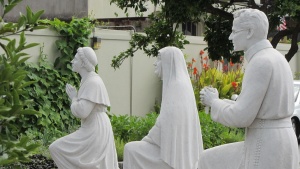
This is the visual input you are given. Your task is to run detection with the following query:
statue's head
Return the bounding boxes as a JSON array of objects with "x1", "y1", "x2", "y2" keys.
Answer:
[
  {"x1": 76, "y1": 47, "x2": 98, "y2": 72},
  {"x1": 156, "y1": 46, "x2": 189, "y2": 84},
  {"x1": 229, "y1": 9, "x2": 269, "y2": 51}
]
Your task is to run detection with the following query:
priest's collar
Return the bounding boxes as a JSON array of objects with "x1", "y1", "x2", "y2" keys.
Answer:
[{"x1": 244, "y1": 40, "x2": 273, "y2": 62}]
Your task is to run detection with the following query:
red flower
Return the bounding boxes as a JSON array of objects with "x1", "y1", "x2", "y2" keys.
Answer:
[
  {"x1": 223, "y1": 65, "x2": 228, "y2": 72},
  {"x1": 203, "y1": 63, "x2": 208, "y2": 70},
  {"x1": 193, "y1": 67, "x2": 198, "y2": 75},
  {"x1": 231, "y1": 82, "x2": 238, "y2": 88},
  {"x1": 203, "y1": 56, "x2": 208, "y2": 61},
  {"x1": 200, "y1": 50, "x2": 205, "y2": 55},
  {"x1": 229, "y1": 59, "x2": 234, "y2": 67},
  {"x1": 192, "y1": 58, "x2": 196, "y2": 62}
]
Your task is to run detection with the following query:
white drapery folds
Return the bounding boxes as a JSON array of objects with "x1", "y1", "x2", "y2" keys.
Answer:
[{"x1": 155, "y1": 46, "x2": 203, "y2": 169}]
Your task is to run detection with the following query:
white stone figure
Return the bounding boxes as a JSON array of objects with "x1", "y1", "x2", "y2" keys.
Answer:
[
  {"x1": 199, "y1": 9, "x2": 299, "y2": 169},
  {"x1": 49, "y1": 47, "x2": 119, "y2": 169},
  {"x1": 123, "y1": 46, "x2": 203, "y2": 169}
]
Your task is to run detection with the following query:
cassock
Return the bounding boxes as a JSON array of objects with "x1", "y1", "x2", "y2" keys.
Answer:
[
  {"x1": 49, "y1": 72, "x2": 119, "y2": 169},
  {"x1": 199, "y1": 40, "x2": 299, "y2": 169}
]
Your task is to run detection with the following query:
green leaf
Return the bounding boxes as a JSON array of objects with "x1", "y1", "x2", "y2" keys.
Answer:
[
  {"x1": 17, "y1": 14, "x2": 26, "y2": 30},
  {"x1": 19, "y1": 109, "x2": 40, "y2": 116},
  {"x1": 26, "y1": 6, "x2": 33, "y2": 24},
  {"x1": 31, "y1": 10, "x2": 44, "y2": 23},
  {"x1": 221, "y1": 84, "x2": 232, "y2": 96},
  {"x1": 23, "y1": 43, "x2": 39, "y2": 50},
  {"x1": 3, "y1": 3, "x2": 18, "y2": 16},
  {"x1": 12, "y1": 89, "x2": 20, "y2": 105}
]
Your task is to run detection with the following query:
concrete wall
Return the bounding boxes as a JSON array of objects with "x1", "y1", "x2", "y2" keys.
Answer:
[
  {"x1": 1, "y1": 0, "x2": 87, "y2": 21},
  {"x1": 9, "y1": 29, "x2": 300, "y2": 117},
  {"x1": 1, "y1": 0, "x2": 156, "y2": 21},
  {"x1": 88, "y1": 0, "x2": 157, "y2": 19}
]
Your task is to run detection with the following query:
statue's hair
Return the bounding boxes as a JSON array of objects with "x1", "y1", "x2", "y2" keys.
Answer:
[
  {"x1": 233, "y1": 9, "x2": 269, "y2": 39},
  {"x1": 77, "y1": 47, "x2": 98, "y2": 72}
]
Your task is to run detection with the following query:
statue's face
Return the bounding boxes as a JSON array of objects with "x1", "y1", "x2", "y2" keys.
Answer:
[
  {"x1": 153, "y1": 53, "x2": 162, "y2": 79},
  {"x1": 229, "y1": 18, "x2": 248, "y2": 51},
  {"x1": 71, "y1": 53, "x2": 82, "y2": 73}
]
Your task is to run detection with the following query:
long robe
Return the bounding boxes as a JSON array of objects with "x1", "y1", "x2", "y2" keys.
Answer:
[
  {"x1": 199, "y1": 40, "x2": 299, "y2": 169},
  {"x1": 49, "y1": 72, "x2": 119, "y2": 169},
  {"x1": 124, "y1": 46, "x2": 203, "y2": 169}
]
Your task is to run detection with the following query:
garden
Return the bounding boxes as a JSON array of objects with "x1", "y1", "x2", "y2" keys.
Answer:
[
  {"x1": 2, "y1": 0, "x2": 299, "y2": 168},
  {"x1": 0, "y1": 10, "x2": 245, "y2": 166}
]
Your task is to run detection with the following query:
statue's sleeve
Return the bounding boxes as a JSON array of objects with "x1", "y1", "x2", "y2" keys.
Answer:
[
  {"x1": 70, "y1": 98, "x2": 95, "y2": 119},
  {"x1": 210, "y1": 57, "x2": 273, "y2": 127}
]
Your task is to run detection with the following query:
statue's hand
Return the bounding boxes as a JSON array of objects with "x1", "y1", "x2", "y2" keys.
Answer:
[
  {"x1": 200, "y1": 86, "x2": 219, "y2": 107},
  {"x1": 66, "y1": 83, "x2": 77, "y2": 100}
]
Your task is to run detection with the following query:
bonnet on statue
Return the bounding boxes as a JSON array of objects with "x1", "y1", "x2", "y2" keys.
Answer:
[{"x1": 77, "y1": 47, "x2": 98, "y2": 72}]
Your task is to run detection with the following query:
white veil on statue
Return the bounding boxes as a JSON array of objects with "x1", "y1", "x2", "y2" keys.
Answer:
[{"x1": 156, "y1": 46, "x2": 203, "y2": 169}]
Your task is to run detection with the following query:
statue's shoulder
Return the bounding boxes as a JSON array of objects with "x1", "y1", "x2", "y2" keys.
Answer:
[{"x1": 85, "y1": 74, "x2": 104, "y2": 86}]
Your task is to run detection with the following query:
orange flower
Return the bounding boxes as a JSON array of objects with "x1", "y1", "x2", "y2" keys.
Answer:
[
  {"x1": 188, "y1": 63, "x2": 192, "y2": 68},
  {"x1": 229, "y1": 59, "x2": 234, "y2": 67},
  {"x1": 193, "y1": 67, "x2": 198, "y2": 75},
  {"x1": 203, "y1": 63, "x2": 208, "y2": 70},
  {"x1": 192, "y1": 58, "x2": 196, "y2": 62},
  {"x1": 231, "y1": 82, "x2": 238, "y2": 88},
  {"x1": 203, "y1": 56, "x2": 208, "y2": 61},
  {"x1": 200, "y1": 50, "x2": 204, "y2": 55}
]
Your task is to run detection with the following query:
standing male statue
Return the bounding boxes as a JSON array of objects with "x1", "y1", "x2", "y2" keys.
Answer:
[{"x1": 199, "y1": 8, "x2": 299, "y2": 169}]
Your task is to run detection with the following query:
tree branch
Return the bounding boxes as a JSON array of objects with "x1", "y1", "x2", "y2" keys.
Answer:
[
  {"x1": 205, "y1": 4, "x2": 234, "y2": 21},
  {"x1": 270, "y1": 29, "x2": 292, "y2": 48},
  {"x1": 285, "y1": 24, "x2": 300, "y2": 62}
]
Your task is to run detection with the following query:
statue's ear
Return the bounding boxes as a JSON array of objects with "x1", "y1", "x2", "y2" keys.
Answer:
[{"x1": 247, "y1": 28, "x2": 254, "y2": 39}]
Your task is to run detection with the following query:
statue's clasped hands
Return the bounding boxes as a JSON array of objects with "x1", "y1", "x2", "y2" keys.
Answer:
[
  {"x1": 66, "y1": 83, "x2": 77, "y2": 101},
  {"x1": 200, "y1": 86, "x2": 219, "y2": 107}
]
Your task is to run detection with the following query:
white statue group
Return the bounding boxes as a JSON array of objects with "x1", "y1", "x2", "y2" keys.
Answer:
[{"x1": 49, "y1": 9, "x2": 299, "y2": 169}]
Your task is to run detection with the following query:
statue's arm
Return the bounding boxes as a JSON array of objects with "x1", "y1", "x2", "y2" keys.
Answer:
[
  {"x1": 70, "y1": 98, "x2": 95, "y2": 119},
  {"x1": 210, "y1": 58, "x2": 272, "y2": 127}
]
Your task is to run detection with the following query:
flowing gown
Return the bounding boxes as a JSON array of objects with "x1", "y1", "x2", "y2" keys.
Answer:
[
  {"x1": 49, "y1": 72, "x2": 119, "y2": 169},
  {"x1": 123, "y1": 46, "x2": 203, "y2": 169}
]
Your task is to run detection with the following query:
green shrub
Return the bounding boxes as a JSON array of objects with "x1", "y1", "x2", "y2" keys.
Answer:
[
  {"x1": 0, "y1": 4, "x2": 46, "y2": 165},
  {"x1": 115, "y1": 137, "x2": 125, "y2": 161},
  {"x1": 110, "y1": 112, "x2": 158, "y2": 142},
  {"x1": 187, "y1": 51, "x2": 244, "y2": 110},
  {"x1": 23, "y1": 52, "x2": 80, "y2": 146},
  {"x1": 199, "y1": 111, "x2": 244, "y2": 149}
]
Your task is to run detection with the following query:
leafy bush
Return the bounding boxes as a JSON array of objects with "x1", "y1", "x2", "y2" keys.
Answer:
[
  {"x1": 115, "y1": 137, "x2": 126, "y2": 161},
  {"x1": 0, "y1": 3, "x2": 46, "y2": 165},
  {"x1": 187, "y1": 50, "x2": 244, "y2": 109},
  {"x1": 110, "y1": 112, "x2": 159, "y2": 142},
  {"x1": 110, "y1": 111, "x2": 244, "y2": 158},
  {"x1": 199, "y1": 111, "x2": 244, "y2": 149},
  {"x1": 23, "y1": 50, "x2": 80, "y2": 146}
]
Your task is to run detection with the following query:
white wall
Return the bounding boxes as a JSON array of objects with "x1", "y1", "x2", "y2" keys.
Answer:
[
  {"x1": 88, "y1": 0, "x2": 157, "y2": 19},
  {"x1": 14, "y1": 29, "x2": 300, "y2": 116}
]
